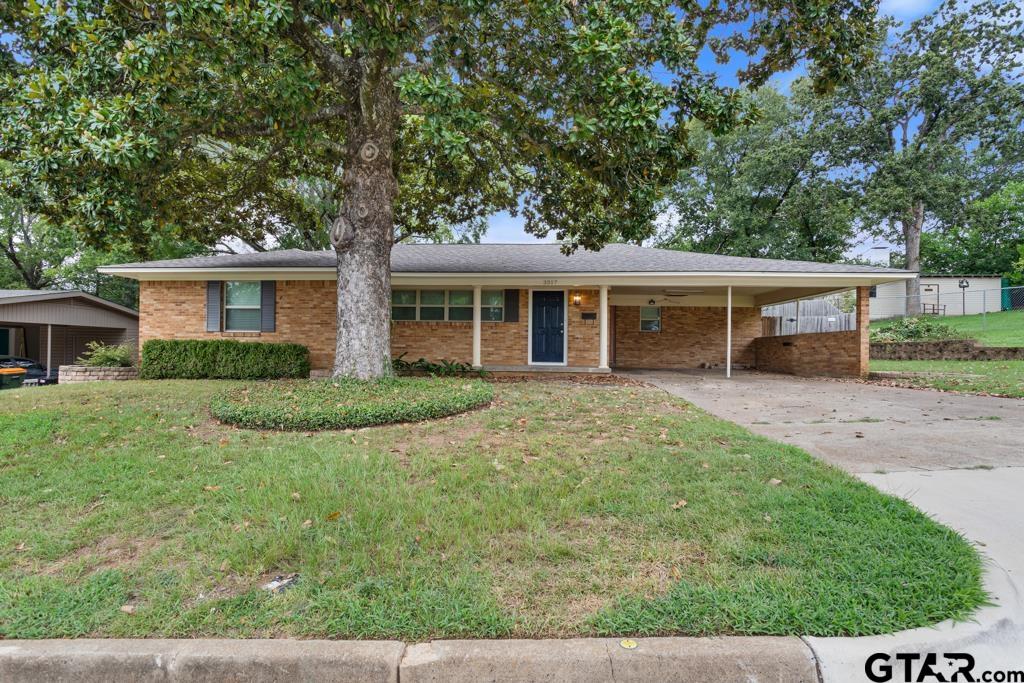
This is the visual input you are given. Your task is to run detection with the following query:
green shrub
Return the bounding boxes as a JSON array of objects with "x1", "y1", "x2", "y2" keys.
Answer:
[
  {"x1": 392, "y1": 353, "x2": 487, "y2": 377},
  {"x1": 871, "y1": 316, "x2": 967, "y2": 344},
  {"x1": 140, "y1": 339, "x2": 310, "y2": 380},
  {"x1": 210, "y1": 377, "x2": 494, "y2": 430},
  {"x1": 75, "y1": 341, "x2": 135, "y2": 367}
]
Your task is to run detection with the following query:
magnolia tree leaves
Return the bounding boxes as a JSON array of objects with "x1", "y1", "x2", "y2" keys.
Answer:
[{"x1": 2, "y1": 0, "x2": 879, "y2": 254}]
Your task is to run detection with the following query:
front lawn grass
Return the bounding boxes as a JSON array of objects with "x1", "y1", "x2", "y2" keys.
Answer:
[
  {"x1": 870, "y1": 359, "x2": 1024, "y2": 398},
  {"x1": 0, "y1": 380, "x2": 985, "y2": 639}
]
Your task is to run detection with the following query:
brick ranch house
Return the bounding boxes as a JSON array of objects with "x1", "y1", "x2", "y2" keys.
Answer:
[{"x1": 99, "y1": 243, "x2": 914, "y2": 377}]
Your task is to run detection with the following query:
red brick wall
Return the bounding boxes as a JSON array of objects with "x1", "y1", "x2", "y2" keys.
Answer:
[
  {"x1": 612, "y1": 305, "x2": 761, "y2": 369},
  {"x1": 392, "y1": 289, "x2": 601, "y2": 367},
  {"x1": 141, "y1": 282, "x2": 542, "y2": 371},
  {"x1": 753, "y1": 331, "x2": 862, "y2": 377},
  {"x1": 856, "y1": 285, "x2": 869, "y2": 374},
  {"x1": 752, "y1": 287, "x2": 870, "y2": 378},
  {"x1": 139, "y1": 280, "x2": 337, "y2": 370},
  {"x1": 567, "y1": 289, "x2": 600, "y2": 367},
  {"x1": 140, "y1": 281, "x2": 868, "y2": 377}
]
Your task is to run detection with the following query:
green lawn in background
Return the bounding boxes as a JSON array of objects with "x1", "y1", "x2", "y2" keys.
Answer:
[
  {"x1": 870, "y1": 359, "x2": 1024, "y2": 398},
  {"x1": 871, "y1": 309, "x2": 1024, "y2": 347},
  {"x1": 0, "y1": 379, "x2": 985, "y2": 639}
]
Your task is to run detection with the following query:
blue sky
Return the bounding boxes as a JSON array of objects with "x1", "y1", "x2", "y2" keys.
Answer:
[{"x1": 484, "y1": 0, "x2": 945, "y2": 248}]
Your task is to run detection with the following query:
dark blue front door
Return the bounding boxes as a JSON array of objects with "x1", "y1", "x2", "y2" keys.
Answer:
[{"x1": 531, "y1": 291, "x2": 564, "y2": 363}]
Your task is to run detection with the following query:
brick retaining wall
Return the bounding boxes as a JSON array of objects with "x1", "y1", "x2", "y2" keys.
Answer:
[
  {"x1": 871, "y1": 339, "x2": 1024, "y2": 361},
  {"x1": 753, "y1": 331, "x2": 866, "y2": 377},
  {"x1": 751, "y1": 287, "x2": 870, "y2": 378},
  {"x1": 59, "y1": 365, "x2": 139, "y2": 383}
]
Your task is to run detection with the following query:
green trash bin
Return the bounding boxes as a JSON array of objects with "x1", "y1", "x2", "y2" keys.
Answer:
[{"x1": 0, "y1": 367, "x2": 27, "y2": 389}]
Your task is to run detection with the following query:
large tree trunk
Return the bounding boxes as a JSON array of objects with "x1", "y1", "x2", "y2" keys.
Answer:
[
  {"x1": 331, "y1": 61, "x2": 399, "y2": 379},
  {"x1": 902, "y1": 200, "x2": 924, "y2": 317}
]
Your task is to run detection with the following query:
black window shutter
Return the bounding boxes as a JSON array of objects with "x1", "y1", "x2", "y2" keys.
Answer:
[
  {"x1": 206, "y1": 281, "x2": 222, "y2": 332},
  {"x1": 260, "y1": 281, "x2": 276, "y2": 332},
  {"x1": 503, "y1": 289, "x2": 519, "y2": 323}
]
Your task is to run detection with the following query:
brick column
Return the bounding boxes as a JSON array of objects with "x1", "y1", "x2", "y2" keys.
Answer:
[{"x1": 855, "y1": 286, "x2": 870, "y2": 377}]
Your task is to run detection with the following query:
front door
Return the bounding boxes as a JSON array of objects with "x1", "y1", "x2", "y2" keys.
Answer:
[{"x1": 531, "y1": 291, "x2": 565, "y2": 363}]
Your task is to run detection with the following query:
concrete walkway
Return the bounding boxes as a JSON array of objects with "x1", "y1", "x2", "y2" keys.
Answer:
[{"x1": 630, "y1": 370, "x2": 1024, "y2": 682}]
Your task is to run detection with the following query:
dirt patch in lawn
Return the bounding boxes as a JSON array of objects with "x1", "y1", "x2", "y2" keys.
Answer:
[
  {"x1": 37, "y1": 534, "x2": 164, "y2": 578},
  {"x1": 484, "y1": 517, "x2": 708, "y2": 635}
]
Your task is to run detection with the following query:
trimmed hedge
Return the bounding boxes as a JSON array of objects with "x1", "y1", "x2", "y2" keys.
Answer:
[
  {"x1": 140, "y1": 339, "x2": 310, "y2": 380},
  {"x1": 210, "y1": 377, "x2": 494, "y2": 430}
]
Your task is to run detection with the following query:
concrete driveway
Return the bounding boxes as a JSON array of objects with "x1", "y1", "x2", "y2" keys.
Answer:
[
  {"x1": 625, "y1": 370, "x2": 1024, "y2": 682},
  {"x1": 628, "y1": 369, "x2": 1023, "y2": 474}
]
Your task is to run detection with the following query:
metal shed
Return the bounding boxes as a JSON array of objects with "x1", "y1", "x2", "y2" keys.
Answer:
[{"x1": 0, "y1": 290, "x2": 139, "y2": 380}]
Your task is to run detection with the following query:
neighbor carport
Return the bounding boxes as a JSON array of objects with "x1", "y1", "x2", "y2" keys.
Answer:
[{"x1": 0, "y1": 289, "x2": 139, "y2": 379}]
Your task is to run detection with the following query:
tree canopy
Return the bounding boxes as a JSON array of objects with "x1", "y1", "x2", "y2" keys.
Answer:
[
  {"x1": 919, "y1": 181, "x2": 1024, "y2": 283},
  {"x1": 1, "y1": 0, "x2": 881, "y2": 376},
  {"x1": 656, "y1": 84, "x2": 858, "y2": 262},
  {"x1": 813, "y1": 0, "x2": 1024, "y2": 309}
]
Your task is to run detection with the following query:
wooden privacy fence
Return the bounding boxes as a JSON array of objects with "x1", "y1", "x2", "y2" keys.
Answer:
[{"x1": 761, "y1": 297, "x2": 857, "y2": 337}]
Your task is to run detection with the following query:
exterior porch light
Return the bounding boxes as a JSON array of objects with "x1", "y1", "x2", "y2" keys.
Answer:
[{"x1": 571, "y1": 294, "x2": 582, "y2": 306}]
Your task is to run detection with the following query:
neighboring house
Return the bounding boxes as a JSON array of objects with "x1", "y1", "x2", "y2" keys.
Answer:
[
  {"x1": 99, "y1": 244, "x2": 913, "y2": 378},
  {"x1": 870, "y1": 275, "x2": 1005, "y2": 319},
  {"x1": 0, "y1": 289, "x2": 139, "y2": 378}
]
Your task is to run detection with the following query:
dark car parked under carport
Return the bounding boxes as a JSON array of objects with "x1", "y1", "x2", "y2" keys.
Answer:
[
  {"x1": 0, "y1": 290, "x2": 138, "y2": 379},
  {"x1": 0, "y1": 355, "x2": 58, "y2": 385}
]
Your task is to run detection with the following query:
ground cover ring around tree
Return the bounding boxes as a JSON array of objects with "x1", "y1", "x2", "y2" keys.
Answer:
[{"x1": 210, "y1": 377, "x2": 495, "y2": 430}]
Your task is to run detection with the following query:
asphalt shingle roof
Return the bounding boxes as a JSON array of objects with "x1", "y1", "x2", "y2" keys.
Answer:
[
  {"x1": 0, "y1": 289, "x2": 47, "y2": 299},
  {"x1": 105, "y1": 243, "x2": 907, "y2": 275}
]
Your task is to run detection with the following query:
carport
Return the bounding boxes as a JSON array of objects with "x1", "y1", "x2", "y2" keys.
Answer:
[{"x1": 0, "y1": 290, "x2": 139, "y2": 380}]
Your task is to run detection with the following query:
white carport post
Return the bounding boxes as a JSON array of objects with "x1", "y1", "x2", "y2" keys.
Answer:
[
  {"x1": 598, "y1": 285, "x2": 610, "y2": 370},
  {"x1": 472, "y1": 285, "x2": 482, "y2": 368},
  {"x1": 46, "y1": 324, "x2": 53, "y2": 381},
  {"x1": 725, "y1": 286, "x2": 732, "y2": 378}
]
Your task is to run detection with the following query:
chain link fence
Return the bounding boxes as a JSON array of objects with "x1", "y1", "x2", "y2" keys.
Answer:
[
  {"x1": 761, "y1": 285, "x2": 1024, "y2": 338},
  {"x1": 869, "y1": 285, "x2": 1024, "y2": 321}
]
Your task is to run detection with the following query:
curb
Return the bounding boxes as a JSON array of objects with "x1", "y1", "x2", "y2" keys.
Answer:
[
  {"x1": 402, "y1": 636, "x2": 818, "y2": 682},
  {"x1": 0, "y1": 639, "x2": 404, "y2": 683},
  {"x1": 0, "y1": 636, "x2": 818, "y2": 682}
]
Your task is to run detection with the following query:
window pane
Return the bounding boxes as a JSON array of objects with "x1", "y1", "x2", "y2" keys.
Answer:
[
  {"x1": 448, "y1": 307, "x2": 473, "y2": 321},
  {"x1": 420, "y1": 290, "x2": 444, "y2": 306},
  {"x1": 225, "y1": 281, "x2": 261, "y2": 307},
  {"x1": 482, "y1": 306, "x2": 504, "y2": 322},
  {"x1": 225, "y1": 308, "x2": 261, "y2": 331},
  {"x1": 640, "y1": 307, "x2": 660, "y2": 321},
  {"x1": 392, "y1": 290, "x2": 416, "y2": 305},
  {"x1": 448, "y1": 290, "x2": 472, "y2": 306},
  {"x1": 482, "y1": 290, "x2": 504, "y2": 306},
  {"x1": 391, "y1": 306, "x2": 416, "y2": 321},
  {"x1": 640, "y1": 318, "x2": 661, "y2": 332},
  {"x1": 420, "y1": 306, "x2": 444, "y2": 320}
]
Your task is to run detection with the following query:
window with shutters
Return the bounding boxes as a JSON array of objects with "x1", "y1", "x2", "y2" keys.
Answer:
[{"x1": 224, "y1": 281, "x2": 262, "y2": 331}]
